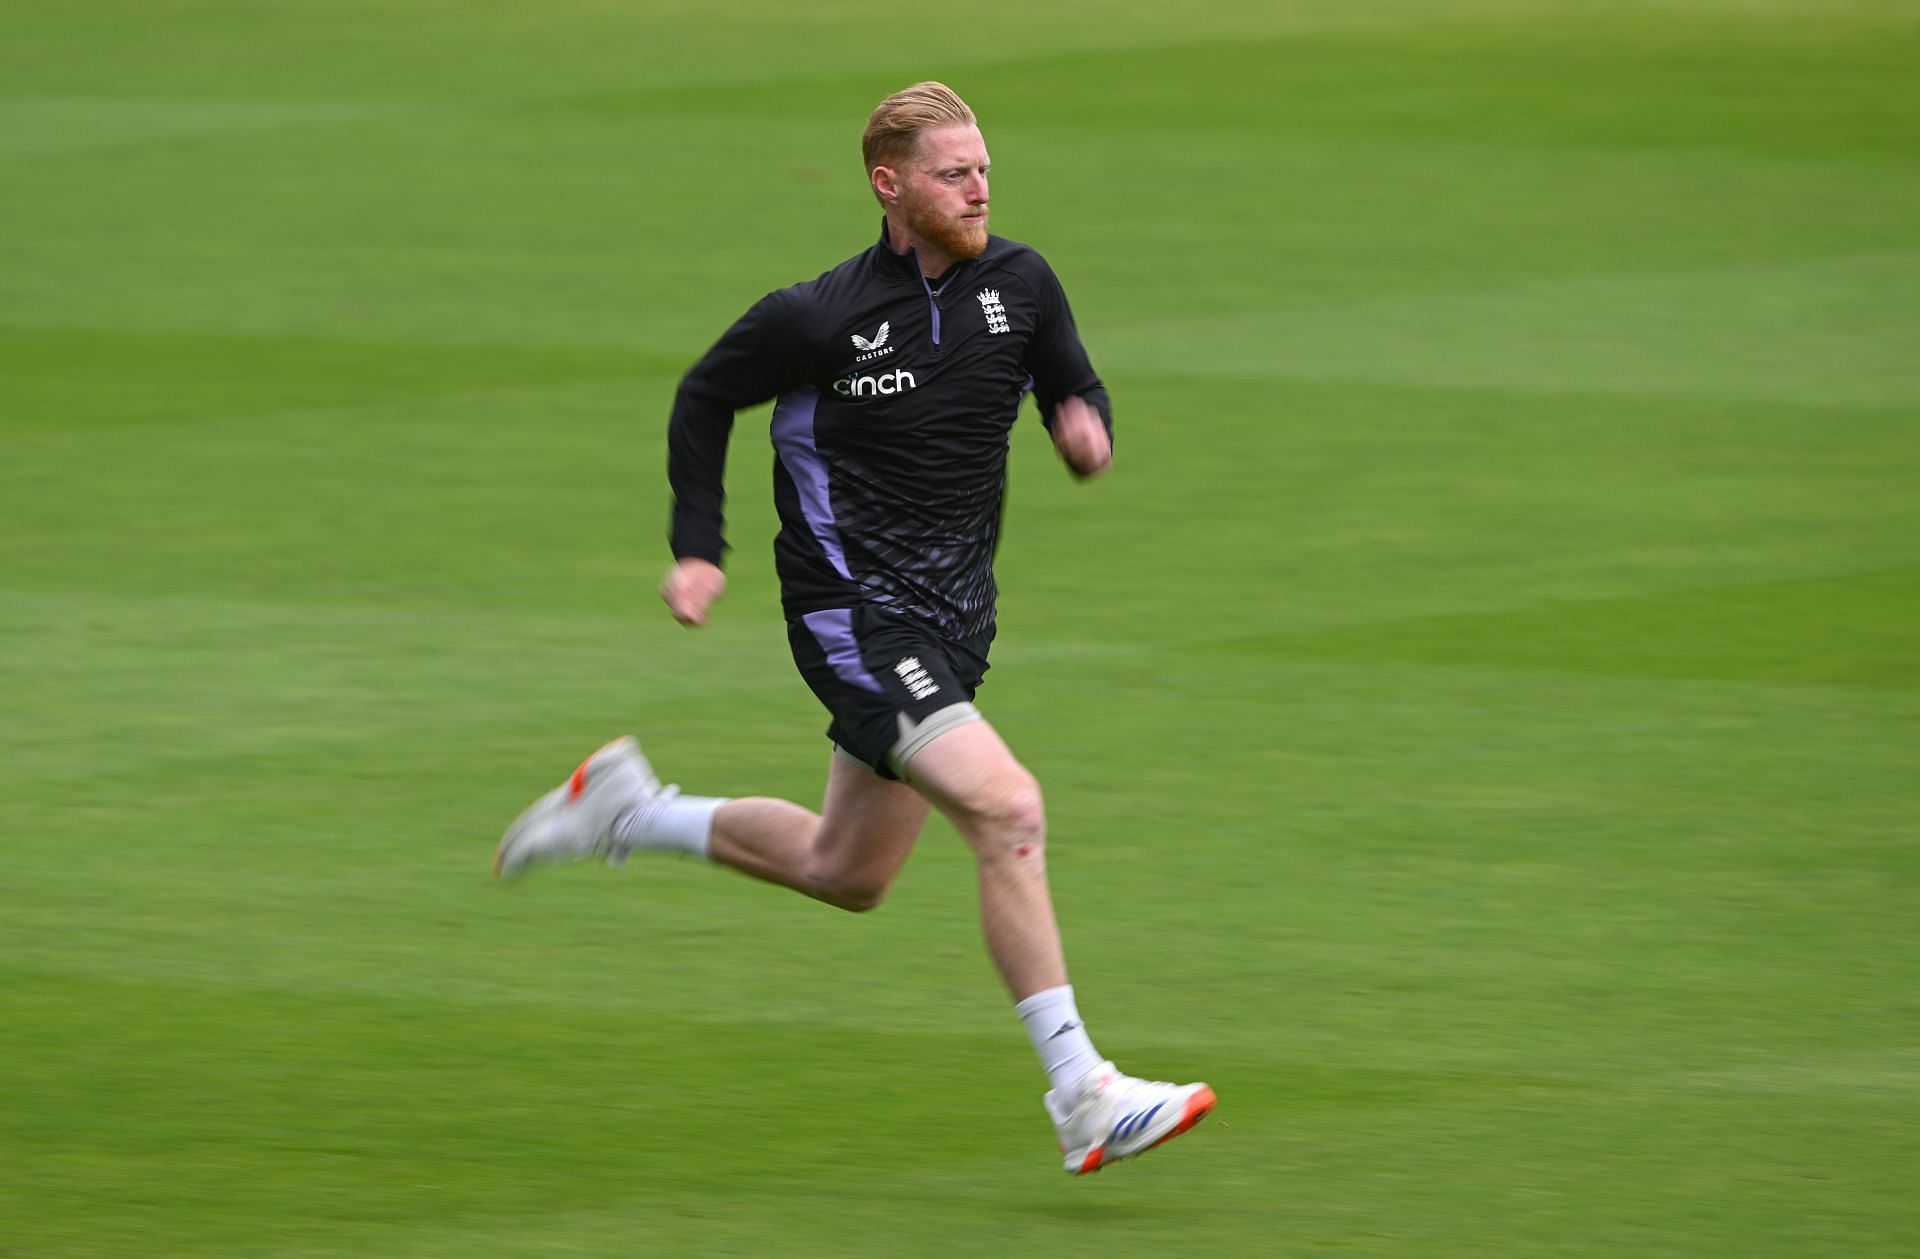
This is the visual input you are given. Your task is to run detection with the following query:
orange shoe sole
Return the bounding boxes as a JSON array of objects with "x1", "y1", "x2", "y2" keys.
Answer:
[{"x1": 1076, "y1": 1084, "x2": 1217, "y2": 1174}]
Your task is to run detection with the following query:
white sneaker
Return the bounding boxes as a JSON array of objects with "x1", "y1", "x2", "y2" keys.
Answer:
[
  {"x1": 1044, "y1": 1061, "x2": 1216, "y2": 1175},
  {"x1": 494, "y1": 737, "x2": 667, "y2": 880}
]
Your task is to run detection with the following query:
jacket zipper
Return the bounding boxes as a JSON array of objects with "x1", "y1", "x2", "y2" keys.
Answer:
[{"x1": 912, "y1": 249, "x2": 955, "y2": 354}]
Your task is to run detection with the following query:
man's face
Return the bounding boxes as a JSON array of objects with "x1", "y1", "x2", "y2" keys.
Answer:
[{"x1": 891, "y1": 123, "x2": 991, "y2": 264}]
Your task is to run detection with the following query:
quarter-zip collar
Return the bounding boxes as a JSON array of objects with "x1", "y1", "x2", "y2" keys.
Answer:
[
  {"x1": 872, "y1": 218, "x2": 970, "y2": 347},
  {"x1": 872, "y1": 218, "x2": 922, "y2": 280}
]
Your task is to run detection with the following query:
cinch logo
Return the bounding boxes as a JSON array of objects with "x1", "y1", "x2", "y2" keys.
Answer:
[{"x1": 833, "y1": 367, "x2": 918, "y2": 398}]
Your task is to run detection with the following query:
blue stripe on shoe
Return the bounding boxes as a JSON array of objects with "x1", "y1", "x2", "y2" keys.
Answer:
[{"x1": 1111, "y1": 1100, "x2": 1166, "y2": 1142}]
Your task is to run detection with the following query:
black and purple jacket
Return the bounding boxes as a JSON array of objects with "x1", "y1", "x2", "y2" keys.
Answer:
[{"x1": 667, "y1": 222, "x2": 1112, "y2": 641}]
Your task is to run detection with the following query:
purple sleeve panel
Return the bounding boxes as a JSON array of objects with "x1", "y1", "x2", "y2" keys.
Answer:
[
  {"x1": 770, "y1": 386, "x2": 856, "y2": 583},
  {"x1": 668, "y1": 288, "x2": 819, "y2": 564}
]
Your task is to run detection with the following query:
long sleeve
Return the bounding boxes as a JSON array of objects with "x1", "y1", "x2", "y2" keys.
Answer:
[
  {"x1": 667, "y1": 289, "x2": 816, "y2": 564},
  {"x1": 1023, "y1": 260, "x2": 1113, "y2": 441}
]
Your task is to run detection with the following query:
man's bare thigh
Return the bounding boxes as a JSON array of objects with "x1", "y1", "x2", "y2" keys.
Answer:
[{"x1": 811, "y1": 748, "x2": 933, "y2": 882}]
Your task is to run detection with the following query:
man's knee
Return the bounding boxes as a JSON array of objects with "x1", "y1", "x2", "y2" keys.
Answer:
[
  {"x1": 805, "y1": 842, "x2": 899, "y2": 913},
  {"x1": 902, "y1": 720, "x2": 1048, "y2": 859},
  {"x1": 965, "y1": 771, "x2": 1047, "y2": 860},
  {"x1": 817, "y1": 870, "x2": 891, "y2": 913}
]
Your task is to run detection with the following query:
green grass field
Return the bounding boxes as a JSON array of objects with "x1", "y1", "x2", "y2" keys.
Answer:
[{"x1": 4, "y1": 2, "x2": 1918, "y2": 1254}]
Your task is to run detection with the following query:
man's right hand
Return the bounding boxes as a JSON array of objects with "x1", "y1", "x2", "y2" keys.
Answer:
[{"x1": 661, "y1": 557, "x2": 727, "y2": 627}]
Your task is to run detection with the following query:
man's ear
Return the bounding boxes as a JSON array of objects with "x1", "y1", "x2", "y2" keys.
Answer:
[{"x1": 871, "y1": 164, "x2": 901, "y2": 206}]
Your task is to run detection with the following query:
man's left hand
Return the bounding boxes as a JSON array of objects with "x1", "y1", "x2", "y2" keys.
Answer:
[{"x1": 1050, "y1": 395, "x2": 1111, "y2": 479}]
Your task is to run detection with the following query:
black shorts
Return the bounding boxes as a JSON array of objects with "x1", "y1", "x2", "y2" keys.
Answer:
[{"x1": 787, "y1": 605, "x2": 993, "y2": 780}]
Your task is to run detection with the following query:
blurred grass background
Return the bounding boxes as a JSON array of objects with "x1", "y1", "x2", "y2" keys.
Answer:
[{"x1": 3, "y1": 1, "x2": 1917, "y2": 1255}]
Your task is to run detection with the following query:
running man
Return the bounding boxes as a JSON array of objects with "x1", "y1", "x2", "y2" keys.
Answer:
[{"x1": 497, "y1": 82, "x2": 1214, "y2": 1175}]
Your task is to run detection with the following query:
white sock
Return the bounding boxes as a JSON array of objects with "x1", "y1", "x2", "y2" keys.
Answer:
[
  {"x1": 1015, "y1": 984, "x2": 1103, "y2": 1095},
  {"x1": 615, "y1": 794, "x2": 725, "y2": 860}
]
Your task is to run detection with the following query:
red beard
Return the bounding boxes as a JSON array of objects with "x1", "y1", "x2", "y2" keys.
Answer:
[{"x1": 900, "y1": 188, "x2": 988, "y2": 263}]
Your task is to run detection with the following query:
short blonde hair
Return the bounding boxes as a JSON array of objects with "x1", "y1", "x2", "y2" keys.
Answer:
[{"x1": 861, "y1": 81, "x2": 975, "y2": 176}]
